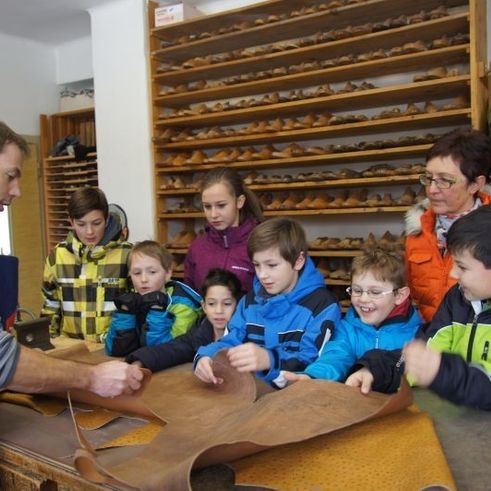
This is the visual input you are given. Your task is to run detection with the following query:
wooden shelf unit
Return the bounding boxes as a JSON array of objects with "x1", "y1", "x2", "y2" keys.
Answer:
[
  {"x1": 148, "y1": 0, "x2": 487, "y2": 303},
  {"x1": 40, "y1": 108, "x2": 98, "y2": 251}
]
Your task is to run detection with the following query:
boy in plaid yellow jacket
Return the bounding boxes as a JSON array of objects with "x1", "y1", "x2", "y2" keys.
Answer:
[{"x1": 41, "y1": 188, "x2": 132, "y2": 342}]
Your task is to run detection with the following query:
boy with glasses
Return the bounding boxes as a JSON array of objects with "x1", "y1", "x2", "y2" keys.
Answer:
[
  {"x1": 349, "y1": 205, "x2": 491, "y2": 409},
  {"x1": 285, "y1": 248, "x2": 422, "y2": 384}
]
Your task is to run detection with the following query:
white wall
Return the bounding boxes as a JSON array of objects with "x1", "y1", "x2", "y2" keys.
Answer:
[
  {"x1": 56, "y1": 35, "x2": 93, "y2": 84},
  {"x1": 0, "y1": 32, "x2": 58, "y2": 253},
  {"x1": 0, "y1": 32, "x2": 58, "y2": 134},
  {"x1": 89, "y1": 0, "x2": 154, "y2": 242}
]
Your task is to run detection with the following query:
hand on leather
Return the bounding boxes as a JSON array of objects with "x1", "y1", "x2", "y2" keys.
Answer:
[
  {"x1": 140, "y1": 291, "x2": 169, "y2": 312},
  {"x1": 88, "y1": 361, "x2": 144, "y2": 397},
  {"x1": 227, "y1": 343, "x2": 270, "y2": 372},
  {"x1": 284, "y1": 371, "x2": 311, "y2": 383},
  {"x1": 114, "y1": 292, "x2": 141, "y2": 313},
  {"x1": 194, "y1": 357, "x2": 223, "y2": 385},
  {"x1": 403, "y1": 340, "x2": 441, "y2": 388},
  {"x1": 345, "y1": 367, "x2": 374, "y2": 394}
]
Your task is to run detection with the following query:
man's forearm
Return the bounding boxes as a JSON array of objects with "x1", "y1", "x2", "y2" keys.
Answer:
[{"x1": 7, "y1": 346, "x2": 93, "y2": 393}]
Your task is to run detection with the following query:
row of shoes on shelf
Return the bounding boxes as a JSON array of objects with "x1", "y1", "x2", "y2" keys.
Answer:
[
  {"x1": 160, "y1": 98, "x2": 467, "y2": 143},
  {"x1": 159, "y1": 31, "x2": 467, "y2": 96},
  {"x1": 259, "y1": 187, "x2": 424, "y2": 211},
  {"x1": 160, "y1": 134, "x2": 439, "y2": 167},
  {"x1": 159, "y1": 162, "x2": 426, "y2": 192},
  {"x1": 158, "y1": 4, "x2": 447, "y2": 54},
  {"x1": 162, "y1": 81, "x2": 377, "y2": 118},
  {"x1": 159, "y1": 0, "x2": 373, "y2": 48},
  {"x1": 309, "y1": 230, "x2": 405, "y2": 251},
  {"x1": 316, "y1": 258, "x2": 352, "y2": 281},
  {"x1": 242, "y1": 163, "x2": 427, "y2": 186}
]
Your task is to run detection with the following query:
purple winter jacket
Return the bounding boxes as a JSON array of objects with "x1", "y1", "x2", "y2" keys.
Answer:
[{"x1": 184, "y1": 218, "x2": 258, "y2": 294}]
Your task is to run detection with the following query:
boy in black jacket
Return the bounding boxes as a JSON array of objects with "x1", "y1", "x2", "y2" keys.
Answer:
[
  {"x1": 347, "y1": 205, "x2": 491, "y2": 410},
  {"x1": 126, "y1": 269, "x2": 242, "y2": 371}
]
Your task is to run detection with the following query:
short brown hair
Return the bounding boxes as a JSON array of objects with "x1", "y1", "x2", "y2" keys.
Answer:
[
  {"x1": 351, "y1": 247, "x2": 406, "y2": 289},
  {"x1": 128, "y1": 240, "x2": 173, "y2": 271},
  {"x1": 68, "y1": 187, "x2": 109, "y2": 220},
  {"x1": 247, "y1": 218, "x2": 307, "y2": 266},
  {"x1": 0, "y1": 121, "x2": 29, "y2": 155}
]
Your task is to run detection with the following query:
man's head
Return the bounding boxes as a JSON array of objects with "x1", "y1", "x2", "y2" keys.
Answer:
[
  {"x1": 348, "y1": 248, "x2": 410, "y2": 327},
  {"x1": 247, "y1": 218, "x2": 307, "y2": 295},
  {"x1": 447, "y1": 205, "x2": 491, "y2": 301},
  {"x1": 68, "y1": 187, "x2": 109, "y2": 247},
  {"x1": 0, "y1": 122, "x2": 28, "y2": 212}
]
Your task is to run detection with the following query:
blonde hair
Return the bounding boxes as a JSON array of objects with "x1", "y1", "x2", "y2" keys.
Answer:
[
  {"x1": 351, "y1": 247, "x2": 406, "y2": 289},
  {"x1": 128, "y1": 240, "x2": 173, "y2": 270}
]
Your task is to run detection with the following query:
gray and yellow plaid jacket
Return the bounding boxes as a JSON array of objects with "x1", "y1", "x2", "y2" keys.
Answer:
[{"x1": 41, "y1": 227, "x2": 131, "y2": 343}]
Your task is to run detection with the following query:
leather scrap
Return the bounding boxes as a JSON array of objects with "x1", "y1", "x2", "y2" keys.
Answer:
[
  {"x1": 232, "y1": 407, "x2": 456, "y2": 490},
  {"x1": 96, "y1": 422, "x2": 163, "y2": 450},
  {"x1": 74, "y1": 408, "x2": 123, "y2": 430},
  {"x1": 61, "y1": 350, "x2": 413, "y2": 491},
  {"x1": 0, "y1": 392, "x2": 66, "y2": 417}
]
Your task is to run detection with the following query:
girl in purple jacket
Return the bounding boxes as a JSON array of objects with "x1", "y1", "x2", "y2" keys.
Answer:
[{"x1": 184, "y1": 167, "x2": 263, "y2": 294}]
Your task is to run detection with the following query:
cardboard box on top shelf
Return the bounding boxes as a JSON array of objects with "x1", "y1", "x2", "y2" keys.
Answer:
[{"x1": 154, "y1": 2, "x2": 202, "y2": 27}]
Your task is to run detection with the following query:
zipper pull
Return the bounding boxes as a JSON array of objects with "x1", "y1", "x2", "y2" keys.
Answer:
[{"x1": 482, "y1": 340, "x2": 489, "y2": 361}]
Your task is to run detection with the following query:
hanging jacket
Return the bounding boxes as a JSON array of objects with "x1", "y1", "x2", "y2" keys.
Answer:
[
  {"x1": 184, "y1": 218, "x2": 258, "y2": 294},
  {"x1": 304, "y1": 300, "x2": 422, "y2": 381},
  {"x1": 41, "y1": 214, "x2": 132, "y2": 342},
  {"x1": 105, "y1": 280, "x2": 202, "y2": 356},
  {"x1": 125, "y1": 317, "x2": 215, "y2": 372},
  {"x1": 405, "y1": 192, "x2": 491, "y2": 322},
  {"x1": 195, "y1": 257, "x2": 341, "y2": 388}
]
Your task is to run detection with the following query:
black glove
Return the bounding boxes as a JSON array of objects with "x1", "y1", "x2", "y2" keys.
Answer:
[
  {"x1": 114, "y1": 292, "x2": 141, "y2": 313},
  {"x1": 140, "y1": 291, "x2": 169, "y2": 313}
]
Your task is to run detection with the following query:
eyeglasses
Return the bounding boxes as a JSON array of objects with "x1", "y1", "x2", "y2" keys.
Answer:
[
  {"x1": 419, "y1": 174, "x2": 457, "y2": 189},
  {"x1": 346, "y1": 286, "x2": 396, "y2": 299}
]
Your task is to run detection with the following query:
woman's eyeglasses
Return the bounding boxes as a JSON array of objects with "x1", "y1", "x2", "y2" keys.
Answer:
[
  {"x1": 346, "y1": 286, "x2": 396, "y2": 299},
  {"x1": 419, "y1": 174, "x2": 457, "y2": 189}
]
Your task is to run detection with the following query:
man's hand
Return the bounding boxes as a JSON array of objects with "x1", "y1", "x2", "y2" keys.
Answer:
[
  {"x1": 194, "y1": 357, "x2": 223, "y2": 385},
  {"x1": 283, "y1": 371, "x2": 311, "y2": 383},
  {"x1": 345, "y1": 367, "x2": 374, "y2": 394},
  {"x1": 87, "y1": 361, "x2": 144, "y2": 398},
  {"x1": 227, "y1": 343, "x2": 270, "y2": 372},
  {"x1": 403, "y1": 340, "x2": 441, "y2": 387}
]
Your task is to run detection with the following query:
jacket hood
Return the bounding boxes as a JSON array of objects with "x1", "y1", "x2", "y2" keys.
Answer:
[
  {"x1": 64, "y1": 210, "x2": 125, "y2": 259},
  {"x1": 405, "y1": 187, "x2": 491, "y2": 236},
  {"x1": 251, "y1": 256, "x2": 325, "y2": 318},
  {"x1": 206, "y1": 217, "x2": 258, "y2": 248}
]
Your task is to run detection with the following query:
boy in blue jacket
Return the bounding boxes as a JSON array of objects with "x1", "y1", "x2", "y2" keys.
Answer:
[
  {"x1": 285, "y1": 247, "x2": 422, "y2": 384},
  {"x1": 105, "y1": 241, "x2": 202, "y2": 356},
  {"x1": 194, "y1": 217, "x2": 341, "y2": 388},
  {"x1": 348, "y1": 205, "x2": 491, "y2": 410}
]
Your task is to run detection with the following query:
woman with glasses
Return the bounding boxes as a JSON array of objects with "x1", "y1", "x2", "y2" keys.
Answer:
[{"x1": 405, "y1": 128, "x2": 491, "y2": 322}]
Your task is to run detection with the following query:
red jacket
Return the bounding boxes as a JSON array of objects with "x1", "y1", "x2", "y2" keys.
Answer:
[{"x1": 405, "y1": 192, "x2": 491, "y2": 322}]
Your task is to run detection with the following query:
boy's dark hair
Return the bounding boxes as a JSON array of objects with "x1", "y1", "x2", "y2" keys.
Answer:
[
  {"x1": 128, "y1": 240, "x2": 173, "y2": 270},
  {"x1": 351, "y1": 247, "x2": 407, "y2": 289},
  {"x1": 201, "y1": 167, "x2": 263, "y2": 223},
  {"x1": 426, "y1": 128, "x2": 491, "y2": 184},
  {"x1": 201, "y1": 268, "x2": 242, "y2": 302},
  {"x1": 0, "y1": 121, "x2": 29, "y2": 155},
  {"x1": 68, "y1": 187, "x2": 109, "y2": 220},
  {"x1": 247, "y1": 217, "x2": 307, "y2": 266},
  {"x1": 447, "y1": 205, "x2": 491, "y2": 268}
]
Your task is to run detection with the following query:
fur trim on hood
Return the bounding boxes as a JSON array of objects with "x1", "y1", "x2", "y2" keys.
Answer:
[
  {"x1": 405, "y1": 185, "x2": 491, "y2": 236},
  {"x1": 405, "y1": 199, "x2": 430, "y2": 236}
]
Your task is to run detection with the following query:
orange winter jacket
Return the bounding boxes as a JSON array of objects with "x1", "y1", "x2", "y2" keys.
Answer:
[{"x1": 405, "y1": 192, "x2": 491, "y2": 323}]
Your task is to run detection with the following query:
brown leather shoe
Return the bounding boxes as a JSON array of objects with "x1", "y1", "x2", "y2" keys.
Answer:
[
  {"x1": 296, "y1": 192, "x2": 317, "y2": 209},
  {"x1": 309, "y1": 236, "x2": 329, "y2": 250},
  {"x1": 280, "y1": 192, "x2": 303, "y2": 210},
  {"x1": 307, "y1": 194, "x2": 333, "y2": 209},
  {"x1": 443, "y1": 95, "x2": 468, "y2": 110},
  {"x1": 327, "y1": 190, "x2": 348, "y2": 208},
  {"x1": 398, "y1": 187, "x2": 416, "y2": 205},
  {"x1": 186, "y1": 150, "x2": 206, "y2": 165},
  {"x1": 405, "y1": 103, "x2": 422, "y2": 115},
  {"x1": 424, "y1": 101, "x2": 439, "y2": 113},
  {"x1": 208, "y1": 150, "x2": 231, "y2": 163},
  {"x1": 343, "y1": 189, "x2": 368, "y2": 207}
]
